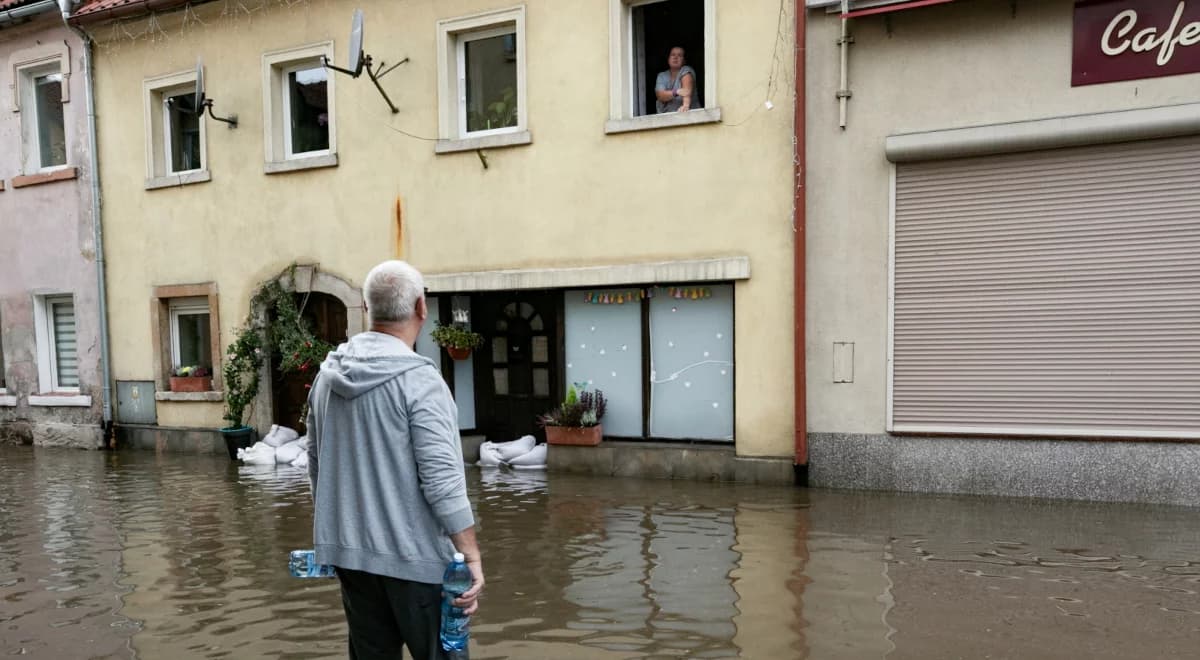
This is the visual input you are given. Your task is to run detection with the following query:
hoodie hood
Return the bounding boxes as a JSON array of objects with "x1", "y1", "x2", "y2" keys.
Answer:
[{"x1": 318, "y1": 332, "x2": 436, "y2": 399}]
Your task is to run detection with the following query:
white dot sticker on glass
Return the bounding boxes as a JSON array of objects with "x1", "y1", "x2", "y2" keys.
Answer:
[
  {"x1": 720, "y1": 369, "x2": 727, "y2": 376},
  {"x1": 716, "y1": 333, "x2": 723, "y2": 339},
  {"x1": 621, "y1": 345, "x2": 628, "y2": 351},
  {"x1": 580, "y1": 344, "x2": 586, "y2": 349},
  {"x1": 712, "y1": 402, "x2": 719, "y2": 408},
  {"x1": 671, "y1": 307, "x2": 678, "y2": 313},
  {"x1": 684, "y1": 382, "x2": 691, "y2": 388},
  {"x1": 703, "y1": 351, "x2": 710, "y2": 357},
  {"x1": 668, "y1": 341, "x2": 674, "y2": 348},
  {"x1": 599, "y1": 349, "x2": 606, "y2": 355},
  {"x1": 590, "y1": 326, "x2": 596, "y2": 332},
  {"x1": 611, "y1": 371, "x2": 617, "y2": 378}
]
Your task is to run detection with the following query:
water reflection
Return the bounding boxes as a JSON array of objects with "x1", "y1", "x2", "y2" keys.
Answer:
[{"x1": 2, "y1": 446, "x2": 1200, "y2": 659}]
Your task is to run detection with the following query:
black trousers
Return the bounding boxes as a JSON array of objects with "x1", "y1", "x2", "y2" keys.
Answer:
[{"x1": 336, "y1": 567, "x2": 462, "y2": 660}]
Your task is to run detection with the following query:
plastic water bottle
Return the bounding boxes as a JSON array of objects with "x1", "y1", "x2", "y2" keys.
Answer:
[
  {"x1": 439, "y1": 552, "x2": 472, "y2": 654},
  {"x1": 288, "y1": 549, "x2": 336, "y2": 578}
]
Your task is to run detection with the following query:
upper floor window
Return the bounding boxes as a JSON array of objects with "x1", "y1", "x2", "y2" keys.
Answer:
[
  {"x1": 16, "y1": 61, "x2": 68, "y2": 172},
  {"x1": 143, "y1": 69, "x2": 209, "y2": 189},
  {"x1": 263, "y1": 43, "x2": 337, "y2": 173},
  {"x1": 436, "y1": 6, "x2": 530, "y2": 152}
]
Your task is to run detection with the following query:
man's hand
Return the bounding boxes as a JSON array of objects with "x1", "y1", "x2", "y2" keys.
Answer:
[{"x1": 452, "y1": 558, "x2": 485, "y2": 615}]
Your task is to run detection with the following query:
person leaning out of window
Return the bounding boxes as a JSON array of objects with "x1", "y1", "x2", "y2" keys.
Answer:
[{"x1": 655, "y1": 46, "x2": 696, "y2": 114}]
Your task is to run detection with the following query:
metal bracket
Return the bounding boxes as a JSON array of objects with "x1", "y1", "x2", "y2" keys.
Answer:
[
  {"x1": 324, "y1": 53, "x2": 408, "y2": 115},
  {"x1": 203, "y1": 100, "x2": 237, "y2": 128},
  {"x1": 835, "y1": 90, "x2": 853, "y2": 100}
]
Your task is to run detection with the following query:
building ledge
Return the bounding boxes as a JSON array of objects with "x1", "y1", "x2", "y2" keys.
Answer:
[
  {"x1": 12, "y1": 167, "x2": 78, "y2": 188},
  {"x1": 264, "y1": 153, "x2": 338, "y2": 175},
  {"x1": 155, "y1": 391, "x2": 223, "y2": 402},
  {"x1": 0, "y1": 394, "x2": 16, "y2": 407},
  {"x1": 145, "y1": 170, "x2": 211, "y2": 190},
  {"x1": 425, "y1": 256, "x2": 750, "y2": 292},
  {"x1": 605, "y1": 108, "x2": 722, "y2": 135},
  {"x1": 435, "y1": 130, "x2": 532, "y2": 154},
  {"x1": 29, "y1": 394, "x2": 92, "y2": 407}
]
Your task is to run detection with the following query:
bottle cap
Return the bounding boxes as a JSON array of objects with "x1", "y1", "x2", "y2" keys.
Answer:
[{"x1": 453, "y1": 552, "x2": 465, "y2": 563}]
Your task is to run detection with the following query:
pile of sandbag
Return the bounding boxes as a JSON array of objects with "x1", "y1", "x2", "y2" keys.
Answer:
[
  {"x1": 236, "y1": 425, "x2": 310, "y2": 469},
  {"x1": 477, "y1": 435, "x2": 547, "y2": 470}
]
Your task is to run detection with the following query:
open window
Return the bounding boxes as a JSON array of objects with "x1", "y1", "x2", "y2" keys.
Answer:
[
  {"x1": 144, "y1": 69, "x2": 209, "y2": 189},
  {"x1": 436, "y1": 6, "x2": 530, "y2": 153},
  {"x1": 15, "y1": 60, "x2": 68, "y2": 173},
  {"x1": 608, "y1": 0, "x2": 719, "y2": 133},
  {"x1": 263, "y1": 43, "x2": 337, "y2": 173}
]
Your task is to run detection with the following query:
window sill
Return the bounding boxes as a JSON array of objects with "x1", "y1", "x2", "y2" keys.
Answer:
[
  {"x1": 0, "y1": 394, "x2": 16, "y2": 407},
  {"x1": 265, "y1": 153, "x2": 338, "y2": 175},
  {"x1": 435, "y1": 130, "x2": 532, "y2": 155},
  {"x1": 145, "y1": 170, "x2": 212, "y2": 191},
  {"x1": 12, "y1": 167, "x2": 79, "y2": 188},
  {"x1": 29, "y1": 394, "x2": 92, "y2": 407},
  {"x1": 155, "y1": 391, "x2": 224, "y2": 402},
  {"x1": 604, "y1": 107, "x2": 722, "y2": 135}
]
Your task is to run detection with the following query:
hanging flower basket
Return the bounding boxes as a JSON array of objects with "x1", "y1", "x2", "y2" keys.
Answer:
[
  {"x1": 431, "y1": 321, "x2": 483, "y2": 361},
  {"x1": 446, "y1": 346, "x2": 473, "y2": 361}
]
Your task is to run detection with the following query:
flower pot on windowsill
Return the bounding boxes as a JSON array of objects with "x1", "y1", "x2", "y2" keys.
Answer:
[
  {"x1": 545, "y1": 424, "x2": 603, "y2": 446},
  {"x1": 446, "y1": 346, "x2": 473, "y2": 361},
  {"x1": 170, "y1": 376, "x2": 213, "y2": 392}
]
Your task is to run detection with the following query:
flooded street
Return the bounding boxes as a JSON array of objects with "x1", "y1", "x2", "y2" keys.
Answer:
[{"x1": 2, "y1": 446, "x2": 1199, "y2": 659}]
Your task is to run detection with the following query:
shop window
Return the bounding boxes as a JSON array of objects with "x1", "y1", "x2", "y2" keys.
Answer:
[
  {"x1": 33, "y1": 294, "x2": 79, "y2": 392},
  {"x1": 648, "y1": 284, "x2": 733, "y2": 440},
  {"x1": 169, "y1": 297, "x2": 212, "y2": 371},
  {"x1": 436, "y1": 7, "x2": 530, "y2": 152},
  {"x1": 565, "y1": 290, "x2": 644, "y2": 438},
  {"x1": 263, "y1": 43, "x2": 337, "y2": 172},
  {"x1": 17, "y1": 61, "x2": 67, "y2": 172},
  {"x1": 143, "y1": 69, "x2": 209, "y2": 188},
  {"x1": 608, "y1": 0, "x2": 717, "y2": 131}
]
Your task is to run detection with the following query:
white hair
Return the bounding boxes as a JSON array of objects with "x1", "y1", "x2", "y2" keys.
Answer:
[{"x1": 363, "y1": 260, "x2": 425, "y2": 325}]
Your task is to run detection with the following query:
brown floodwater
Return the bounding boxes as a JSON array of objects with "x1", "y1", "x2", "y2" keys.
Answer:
[{"x1": 1, "y1": 445, "x2": 1199, "y2": 659}]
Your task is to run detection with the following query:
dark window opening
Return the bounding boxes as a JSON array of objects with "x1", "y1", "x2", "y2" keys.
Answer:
[{"x1": 633, "y1": 0, "x2": 705, "y2": 117}]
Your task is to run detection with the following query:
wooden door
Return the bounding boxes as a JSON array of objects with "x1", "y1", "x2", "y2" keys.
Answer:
[
  {"x1": 272, "y1": 292, "x2": 347, "y2": 433},
  {"x1": 474, "y1": 292, "x2": 560, "y2": 442}
]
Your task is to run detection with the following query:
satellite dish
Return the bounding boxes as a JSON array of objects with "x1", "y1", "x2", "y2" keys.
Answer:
[
  {"x1": 348, "y1": 9, "x2": 365, "y2": 77},
  {"x1": 194, "y1": 59, "x2": 206, "y2": 112}
]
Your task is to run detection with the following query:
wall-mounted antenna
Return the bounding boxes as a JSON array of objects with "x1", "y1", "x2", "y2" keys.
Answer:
[
  {"x1": 193, "y1": 59, "x2": 238, "y2": 128},
  {"x1": 324, "y1": 9, "x2": 407, "y2": 114}
]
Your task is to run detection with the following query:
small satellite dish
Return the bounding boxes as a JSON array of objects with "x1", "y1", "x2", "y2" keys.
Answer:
[
  {"x1": 194, "y1": 59, "x2": 206, "y2": 112},
  {"x1": 348, "y1": 9, "x2": 365, "y2": 77}
]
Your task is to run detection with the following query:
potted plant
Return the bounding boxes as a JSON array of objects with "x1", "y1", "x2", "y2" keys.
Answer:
[
  {"x1": 169, "y1": 365, "x2": 212, "y2": 392},
  {"x1": 220, "y1": 324, "x2": 264, "y2": 459},
  {"x1": 539, "y1": 385, "x2": 606, "y2": 446},
  {"x1": 430, "y1": 321, "x2": 483, "y2": 360}
]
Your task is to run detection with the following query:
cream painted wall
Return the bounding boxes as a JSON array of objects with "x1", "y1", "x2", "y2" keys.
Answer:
[
  {"x1": 89, "y1": 0, "x2": 797, "y2": 456},
  {"x1": 805, "y1": 0, "x2": 1200, "y2": 434}
]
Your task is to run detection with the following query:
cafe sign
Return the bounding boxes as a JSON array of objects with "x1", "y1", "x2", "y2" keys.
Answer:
[{"x1": 1073, "y1": 0, "x2": 1200, "y2": 86}]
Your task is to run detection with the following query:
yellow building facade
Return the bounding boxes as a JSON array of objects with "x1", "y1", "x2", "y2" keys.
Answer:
[{"x1": 81, "y1": 0, "x2": 798, "y2": 478}]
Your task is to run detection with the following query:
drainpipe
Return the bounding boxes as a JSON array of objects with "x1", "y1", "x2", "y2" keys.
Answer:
[
  {"x1": 793, "y1": 0, "x2": 808, "y2": 484},
  {"x1": 60, "y1": 0, "x2": 114, "y2": 442},
  {"x1": 837, "y1": 0, "x2": 852, "y2": 128}
]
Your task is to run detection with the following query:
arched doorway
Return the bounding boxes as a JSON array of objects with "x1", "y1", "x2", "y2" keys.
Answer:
[{"x1": 271, "y1": 291, "x2": 347, "y2": 433}]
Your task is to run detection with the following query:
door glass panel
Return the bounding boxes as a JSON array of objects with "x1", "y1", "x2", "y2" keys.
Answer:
[
  {"x1": 492, "y1": 336, "x2": 507, "y2": 363},
  {"x1": 493, "y1": 368, "x2": 509, "y2": 395},
  {"x1": 529, "y1": 314, "x2": 544, "y2": 331},
  {"x1": 533, "y1": 368, "x2": 550, "y2": 397},
  {"x1": 504, "y1": 303, "x2": 518, "y2": 318},
  {"x1": 496, "y1": 319, "x2": 508, "y2": 332},
  {"x1": 531, "y1": 336, "x2": 549, "y2": 363},
  {"x1": 519, "y1": 302, "x2": 535, "y2": 319}
]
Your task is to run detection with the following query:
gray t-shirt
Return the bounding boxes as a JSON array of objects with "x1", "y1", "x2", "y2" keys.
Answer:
[{"x1": 655, "y1": 65, "x2": 698, "y2": 114}]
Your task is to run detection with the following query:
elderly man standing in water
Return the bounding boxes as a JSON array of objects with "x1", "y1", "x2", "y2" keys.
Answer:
[{"x1": 306, "y1": 260, "x2": 483, "y2": 660}]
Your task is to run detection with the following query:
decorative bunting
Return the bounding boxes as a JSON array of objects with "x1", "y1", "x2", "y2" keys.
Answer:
[{"x1": 583, "y1": 286, "x2": 713, "y2": 304}]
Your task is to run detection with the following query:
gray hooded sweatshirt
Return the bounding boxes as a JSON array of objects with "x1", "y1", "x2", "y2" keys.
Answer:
[{"x1": 307, "y1": 331, "x2": 474, "y2": 585}]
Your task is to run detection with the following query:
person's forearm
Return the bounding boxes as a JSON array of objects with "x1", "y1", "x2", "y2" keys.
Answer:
[{"x1": 450, "y1": 526, "x2": 481, "y2": 561}]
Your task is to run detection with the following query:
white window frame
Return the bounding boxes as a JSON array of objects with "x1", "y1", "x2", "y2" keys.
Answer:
[
  {"x1": 606, "y1": 0, "x2": 721, "y2": 134},
  {"x1": 435, "y1": 6, "x2": 531, "y2": 154},
  {"x1": 168, "y1": 297, "x2": 211, "y2": 371},
  {"x1": 14, "y1": 58, "x2": 70, "y2": 174},
  {"x1": 143, "y1": 69, "x2": 210, "y2": 189},
  {"x1": 263, "y1": 42, "x2": 338, "y2": 173},
  {"x1": 33, "y1": 294, "x2": 79, "y2": 394}
]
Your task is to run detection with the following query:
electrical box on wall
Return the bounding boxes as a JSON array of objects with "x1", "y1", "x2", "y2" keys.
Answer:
[{"x1": 116, "y1": 380, "x2": 157, "y2": 425}]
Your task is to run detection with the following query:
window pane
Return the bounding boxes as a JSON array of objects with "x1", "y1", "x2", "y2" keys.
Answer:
[
  {"x1": 34, "y1": 74, "x2": 66, "y2": 168},
  {"x1": 533, "y1": 368, "x2": 549, "y2": 397},
  {"x1": 52, "y1": 301, "x2": 78, "y2": 388},
  {"x1": 177, "y1": 312, "x2": 211, "y2": 368},
  {"x1": 565, "y1": 289, "x2": 643, "y2": 437},
  {"x1": 167, "y1": 93, "x2": 201, "y2": 173},
  {"x1": 649, "y1": 285, "x2": 733, "y2": 441},
  {"x1": 531, "y1": 336, "x2": 548, "y2": 363},
  {"x1": 288, "y1": 66, "x2": 329, "y2": 155},
  {"x1": 493, "y1": 368, "x2": 509, "y2": 395},
  {"x1": 464, "y1": 32, "x2": 518, "y2": 133}
]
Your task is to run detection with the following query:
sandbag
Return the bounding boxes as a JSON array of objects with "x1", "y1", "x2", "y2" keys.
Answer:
[
  {"x1": 263, "y1": 425, "x2": 300, "y2": 448},
  {"x1": 290, "y1": 452, "x2": 309, "y2": 469},
  {"x1": 507, "y1": 443, "x2": 546, "y2": 467},
  {"x1": 494, "y1": 435, "x2": 536, "y2": 461},
  {"x1": 477, "y1": 442, "x2": 505, "y2": 467},
  {"x1": 275, "y1": 440, "x2": 304, "y2": 465},
  {"x1": 237, "y1": 441, "x2": 277, "y2": 465},
  {"x1": 296, "y1": 435, "x2": 310, "y2": 449}
]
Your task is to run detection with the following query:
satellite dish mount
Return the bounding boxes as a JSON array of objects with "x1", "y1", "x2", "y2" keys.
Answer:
[
  {"x1": 323, "y1": 9, "x2": 406, "y2": 114},
  {"x1": 193, "y1": 59, "x2": 238, "y2": 128}
]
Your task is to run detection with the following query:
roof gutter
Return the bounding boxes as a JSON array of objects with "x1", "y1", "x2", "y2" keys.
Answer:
[
  {"x1": 0, "y1": 0, "x2": 58, "y2": 26},
  {"x1": 60, "y1": 1, "x2": 115, "y2": 440},
  {"x1": 793, "y1": 0, "x2": 808, "y2": 484}
]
